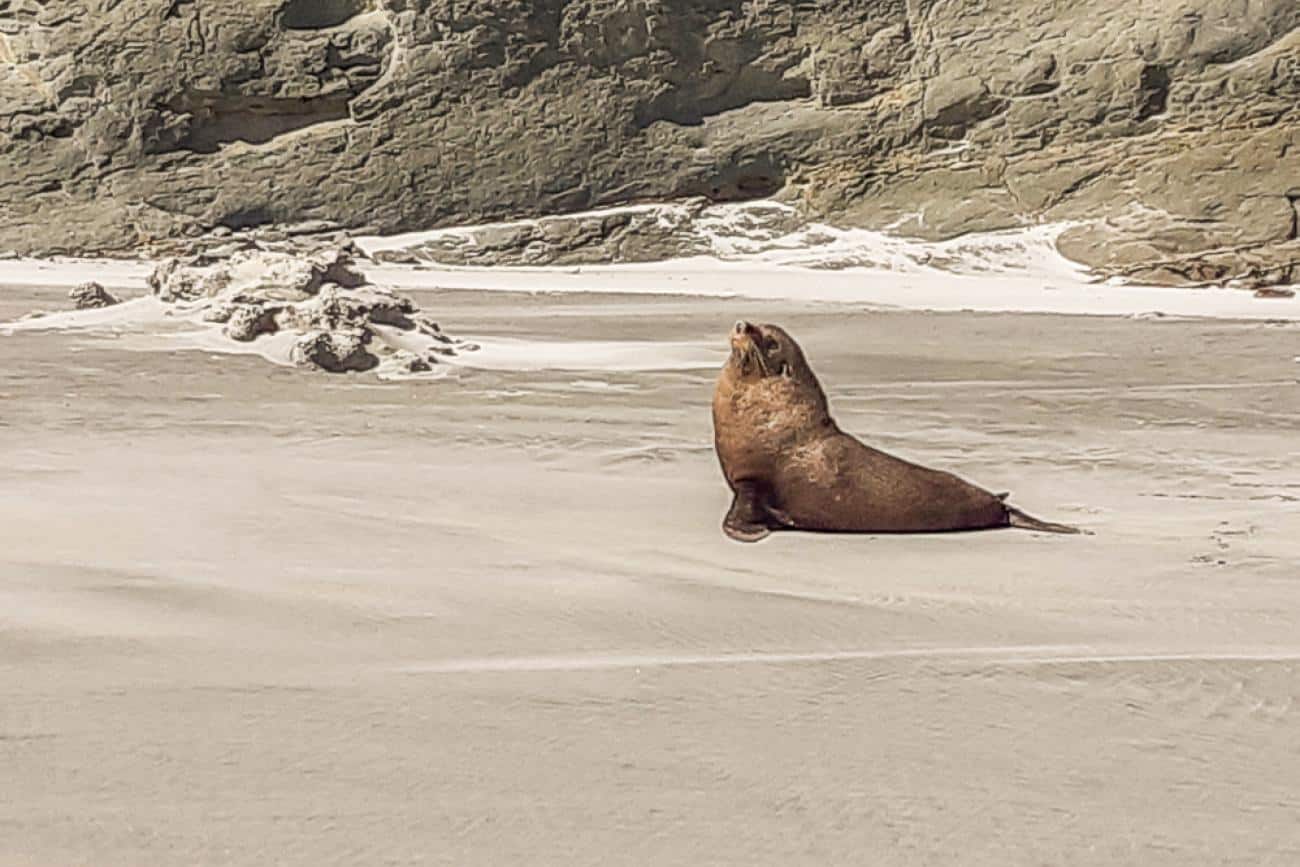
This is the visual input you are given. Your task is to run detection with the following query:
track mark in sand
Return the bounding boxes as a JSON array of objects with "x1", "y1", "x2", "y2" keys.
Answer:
[
  {"x1": 394, "y1": 645, "x2": 1300, "y2": 675},
  {"x1": 840, "y1": 380, "x2": 1299, "y2": 396}
]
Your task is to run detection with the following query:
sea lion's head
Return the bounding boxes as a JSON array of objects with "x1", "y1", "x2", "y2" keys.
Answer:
[
  {"x1": 727, "y1": 321, "x2": 811, "y2": 381},
  {"x1": 719, "y1": 321, "x2": 830, "y2": 421}
]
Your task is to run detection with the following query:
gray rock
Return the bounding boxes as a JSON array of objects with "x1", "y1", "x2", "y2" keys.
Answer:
[
  {"x1": 149, "y1": 257, "x2": 232, "y2": 303},
  {"x1": 68, "y1": 281, "x2": 120, "y2": 309},
  {"x1": 0, "y1": 1, "x2": 1297, "y2": 287},
  {"x1": 387, "y1": 351, "x2": 436, "y2": 374},
  {"x1": 223, "y1": 304, "x2": 281, "y2": 342},
  {"x1": 291, "y1": 330, "x2": 378, "y2": 374},
  {"x1": 146, "y1": 241, "x2": 476, "y2": 374}
]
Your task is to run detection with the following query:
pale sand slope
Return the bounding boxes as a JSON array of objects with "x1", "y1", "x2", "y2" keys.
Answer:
[{"x1": 1, "y1": 284, "x2": 1298, "y2": 865}]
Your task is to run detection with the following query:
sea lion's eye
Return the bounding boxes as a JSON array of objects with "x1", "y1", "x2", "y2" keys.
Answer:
[{"x1": 766, "y1": 339, "x2": 781, "y2": 354}]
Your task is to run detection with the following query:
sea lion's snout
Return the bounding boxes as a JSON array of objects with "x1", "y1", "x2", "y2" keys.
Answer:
[{"x1": 730, "y1": 320, "x2": 758, "y2": 350}]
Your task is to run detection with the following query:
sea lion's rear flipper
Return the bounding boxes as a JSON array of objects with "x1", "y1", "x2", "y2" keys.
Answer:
[
  {"x1": 723, "y1": 482, "x2": 782, "y2": 543},
  {"x1": 1006, "y1": 506, "x2": 1084, "y2": 535}
]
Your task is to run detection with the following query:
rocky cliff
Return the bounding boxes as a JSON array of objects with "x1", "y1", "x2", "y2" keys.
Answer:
[{"x1": 1, "y1": 0, "x2": 1297, "y2": 287}]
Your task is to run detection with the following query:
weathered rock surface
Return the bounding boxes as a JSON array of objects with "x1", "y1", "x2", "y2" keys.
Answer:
[
  {"x1": 68, "y1": 281, "x2": 120, "y2": 309},
  {"x1": 1, "y1": 1, "x2": 1297, "y2": 288},
  {"x1": 367, "y1": 199, "x2": 809, "y2": 266},
  {"x1": 289, "y1": 329, "x2": 378, "y2": 373},
  {"x1": 149, "y1": 241, "x2": 474, "y2": 373},
  {"x1": 149, "y1": 239, "x2": 367, "y2": 302}
]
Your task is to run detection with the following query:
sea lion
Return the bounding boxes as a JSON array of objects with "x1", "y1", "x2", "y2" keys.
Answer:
[{"x1": 712, "y1": 320, "x2": 1081, "y2": 542}]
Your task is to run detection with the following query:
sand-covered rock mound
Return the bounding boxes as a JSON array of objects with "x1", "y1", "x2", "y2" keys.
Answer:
[
  {"x1": 69, "y1": 281, "x2": 121, "y2": 310},
  {"x1": 148, "y1": 241, "x2": 476, "y2": 374}
]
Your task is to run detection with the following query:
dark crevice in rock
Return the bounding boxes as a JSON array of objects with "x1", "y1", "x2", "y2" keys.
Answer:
[
  {"x1": 635, "y1": 74, "x2": 812, "y2": 128},
  {"x1": 1137, "y1": 64, "x2": 1170, "y2": 120},
  {"x1": 162, "y1": 0, "x2": 195, "y2": 19},
  {"x1": 11, "y1": 115, "x2": 78, "y2": 142},
  {"x1": 1020, "y1": 79, "x2": 1060, "y2": 97},
  {"x1": 165, "y1": 92, "x2": 352, "y2": 154},
  {"x1": 217, "y1": 207, "x2": 276, "y2": 231},
  {"x1": 694, "y1": 154, "x2": 787, "y2": 203},
  {"x1": 57, "y1": 75, "x2": 100, "y2": 100},
  {"x1": 281, "y1": 0, "x2": 371, "y2": 31}
]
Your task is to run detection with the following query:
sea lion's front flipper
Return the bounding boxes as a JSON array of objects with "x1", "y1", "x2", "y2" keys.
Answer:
[{"x1": 723, "y1": 482, "x2": 781, "y2": 543}]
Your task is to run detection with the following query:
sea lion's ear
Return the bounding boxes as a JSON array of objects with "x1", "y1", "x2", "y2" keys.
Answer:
[{"x1": 780, "y1": 362, "x2": 792, "y2": 379}]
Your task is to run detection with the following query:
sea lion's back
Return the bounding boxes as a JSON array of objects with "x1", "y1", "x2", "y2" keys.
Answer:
[{"x1": 774, "y1": 430, "x2": 1008, "y2": 532}]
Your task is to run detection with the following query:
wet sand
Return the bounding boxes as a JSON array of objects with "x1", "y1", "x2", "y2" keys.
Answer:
[{"x1": 2, "y1": 283, "x2": 1299, "y2": 865}]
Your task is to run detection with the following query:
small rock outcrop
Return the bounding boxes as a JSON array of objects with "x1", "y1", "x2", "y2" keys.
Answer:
[
  {"x1": 368, "y1": 200, "x2": 807, "y2": 267},
  {"x1": 148, "y1": 241, "x2": 474, "y2": 375},
  {"x1": 68, "y1": 281, "x2": 120, "y2": 310},
  {"x1": 290, "y1": 330, "x2": 379, "y2": 374}
]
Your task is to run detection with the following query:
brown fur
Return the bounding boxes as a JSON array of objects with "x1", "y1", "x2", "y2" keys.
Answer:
[{"x1": 712, "y1": 321, "x2": 1078, "y2": 541}]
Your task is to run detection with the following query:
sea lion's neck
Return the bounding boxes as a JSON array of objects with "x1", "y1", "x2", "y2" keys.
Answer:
[
  {"x1": 715, "y1": 363, "x2": 833, "y2": 447},
  {"x1": 713, "y1": 354, "x2": 837, "y2": 485}
]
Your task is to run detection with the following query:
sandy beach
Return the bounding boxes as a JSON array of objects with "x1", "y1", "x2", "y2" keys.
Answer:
[
  {"x1": 4, "y1": 0, "x2": 1296, "y2": 857},
  {"x1": 2, "y1": 277, "x2": 1299, "y2": 864}
]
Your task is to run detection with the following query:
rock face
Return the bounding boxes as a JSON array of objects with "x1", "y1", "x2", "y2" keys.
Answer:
[
  {"x1": 149, "y1": 241, "x2": 475, "y2": 373},
  {"x1": 1, "y1": 1, "x2": 1297, "y2": 287}
]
